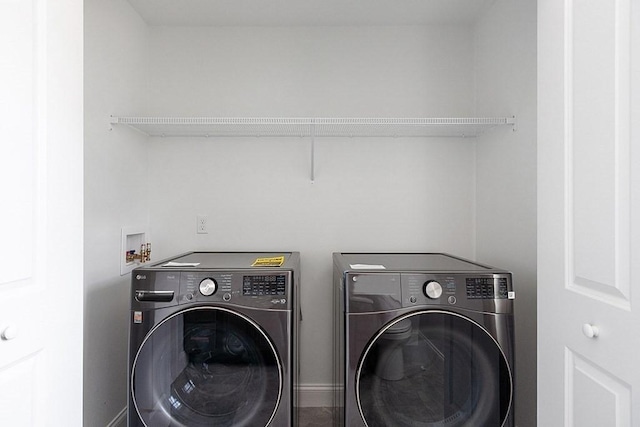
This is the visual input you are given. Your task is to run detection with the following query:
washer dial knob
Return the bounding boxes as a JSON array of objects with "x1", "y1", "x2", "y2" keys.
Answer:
[
  {"x1": 199, "y1": 278, "x2": 217, "y2": 296},
  {"x1": 423, "y1": 280, "x2": 443, "y2": 299}
]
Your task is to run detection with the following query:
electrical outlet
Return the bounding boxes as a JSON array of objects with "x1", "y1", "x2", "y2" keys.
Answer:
[{"x1": 196, "y1": 215, "x2": 208, "y2": 234}]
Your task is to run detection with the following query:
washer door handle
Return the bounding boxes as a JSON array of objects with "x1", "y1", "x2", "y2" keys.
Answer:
[{"x1": 582, "y1": 323, "x2": 599, "y2": 339}]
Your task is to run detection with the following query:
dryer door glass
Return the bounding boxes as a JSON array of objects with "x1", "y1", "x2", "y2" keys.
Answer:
[
  {"x1": 131, "y1": 307, "x2": 282, "y2": 427},
  {"x1": 356, "y1": 311, "x2": 512, "y2": 427}
]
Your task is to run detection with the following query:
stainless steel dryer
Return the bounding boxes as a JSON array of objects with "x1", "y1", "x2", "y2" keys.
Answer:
[
  {"x1": 128, "y1": 251, "x2": 300, "y2": 427},
  {"x1": 333, "y1": 253, "x2": 515, "y2": 427}
]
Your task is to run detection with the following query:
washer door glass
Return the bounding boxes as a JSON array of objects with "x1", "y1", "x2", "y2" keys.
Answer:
[
  {"x1": 356, "y1": 311, "x2": 512, "y2": 427},
  {"x1": 132, "y1": 307, "x2": 282, "y2": 427}
]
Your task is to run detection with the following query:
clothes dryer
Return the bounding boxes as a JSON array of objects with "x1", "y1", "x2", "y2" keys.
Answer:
[
  {"x1": 128, "y1": 251, "x2": 300, "y2": 427},
  {"x1": 333, "y1": 253, "x2": 515, "y2": 427}
]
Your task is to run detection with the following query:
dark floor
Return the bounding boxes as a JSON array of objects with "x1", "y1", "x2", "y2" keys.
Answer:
[{"x1": 299, "y1": 407, "x2": 333, "y2": 427}]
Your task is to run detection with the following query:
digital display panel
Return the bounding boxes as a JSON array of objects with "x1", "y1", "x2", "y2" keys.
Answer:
[
  {"x1": 466, "y1": 277, "x2": 509, "y2": 299},
  {"x1": 243, "y1": 275, "x2": 286, "y2": 296}
]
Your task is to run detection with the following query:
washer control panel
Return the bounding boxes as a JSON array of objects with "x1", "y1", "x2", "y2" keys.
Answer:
[
  {"x1": 180, "y1": 271, "x2": 291, "y2": 309},
  {"x1": 181, "y1": 272, "x2": 232, "y2": 302},
  {"x1": 243, "y1": 275, "x2": 286, "y2": 296},
  {"x1": 131, "y1": 270, "x2": 292, "y2": 310}
]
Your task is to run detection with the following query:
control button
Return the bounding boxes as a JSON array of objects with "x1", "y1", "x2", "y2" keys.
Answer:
[
  {"x1": 409, "y1": 296, "x2": 417, "y2": 304},
  {"x1": 199, "y1": 278, "x2": 217, "y2": 296},
  {"x1": 185, "y1": 293, "x2": 193, "y2": 301},
  {"x1": 222, "y1": 293, "x2": 232, "y2": 302},
  {"x1": 423, "y1": 280, "x2": 443, "y2": 299},
  {"x1": 448, "y1": 296, "x2": 457, "y2": 305}
]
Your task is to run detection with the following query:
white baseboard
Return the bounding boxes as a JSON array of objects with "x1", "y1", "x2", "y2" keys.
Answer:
[
  {"x1": 296, "y1": 383, "x2": 335, "y2": 407},
  {"x1": 106, "y1": 407, "x2": 126, "y2": 427}
]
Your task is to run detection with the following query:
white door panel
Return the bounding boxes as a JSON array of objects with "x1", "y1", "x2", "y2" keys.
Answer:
[
  {"x1": 569, "y1": 0, "x2": 631, "y2": 307},
  {"x1": 566, "y1": 350, "x2": 631, "y2": 427},
  {"x1": 538, "y1": 0, "x2": 639, "y2": 425},
  {"x1": 0, "y1": 1, "x2": 35, "y2": 285},
  {"x1": 0, "y1": 0, "x2": 83, "y2": 425},
  {"x1": 0, "y1": 2, "x2": 44, "y2": 420}
]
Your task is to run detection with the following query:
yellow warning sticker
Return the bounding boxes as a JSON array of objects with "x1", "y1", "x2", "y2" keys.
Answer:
[{"x1": 251, "y1": 256, "x2": 285, "y2": 267}]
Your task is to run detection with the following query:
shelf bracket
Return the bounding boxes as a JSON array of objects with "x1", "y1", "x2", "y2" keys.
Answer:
[
  {"x1": 310, "y1": 123, "x2": 316, "y2": 182},
  {"x1": 109, "y1": 115, "x2": 117, "y2": 131}
]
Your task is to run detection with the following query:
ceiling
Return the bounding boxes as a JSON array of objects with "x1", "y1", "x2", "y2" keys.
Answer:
[{"x1": 126, "y1": 0, "x2": 496, "y2": 27}]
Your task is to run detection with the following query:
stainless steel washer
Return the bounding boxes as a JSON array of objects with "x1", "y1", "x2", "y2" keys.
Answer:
[
  {"x1": 333, "y1": 253, "x2": 515, "y2": 427},
  {"x1": 128, "y1": 252, "x2": 300, "y2": 427}
]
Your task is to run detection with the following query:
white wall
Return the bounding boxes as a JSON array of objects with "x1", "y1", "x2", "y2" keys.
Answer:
[
  {"x1": 474, "y1": 0, "x2": 537, "y2": 426},
  {"x1": 144, "y1": 26, "x2": 475, "y2": 117},
  {"x1": 83, "y1": 6, "x2": 537, "y2": 424},
  {"x1": 83, "y1": 0, "x2": 149, "y2": 425},
  {"x1": 144, "y1": 25, "x2": 479, "y2": 391}
]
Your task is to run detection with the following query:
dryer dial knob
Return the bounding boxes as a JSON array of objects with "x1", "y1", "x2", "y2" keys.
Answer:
[
  {"x1": 423, "y1": 280, "x2": 443, "y2": 299},
  {"x1": 199, "y1": 278, "x2": 218, "y2": 296}
]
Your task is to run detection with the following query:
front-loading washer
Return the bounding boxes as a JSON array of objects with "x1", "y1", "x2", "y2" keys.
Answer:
[
  {"x1": 333, "y1": 253, "x2": 515, "y2": 427},
  {"x1": 128, "y1": 251, "x2": 300, "y2": 427}
]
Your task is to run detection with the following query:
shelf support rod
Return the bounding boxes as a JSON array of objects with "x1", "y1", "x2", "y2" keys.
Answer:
[{"x1": 310, "y1": 122, "x2": 316, "y2": 182}]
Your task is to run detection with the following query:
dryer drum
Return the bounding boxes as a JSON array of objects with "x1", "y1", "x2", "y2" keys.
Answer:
[
  {"x1": 356, "y1": 311, "x2": 512, "y2": 427},
  {"x1": 131, "y1": 306, "x2": 282, "y2": 427}
]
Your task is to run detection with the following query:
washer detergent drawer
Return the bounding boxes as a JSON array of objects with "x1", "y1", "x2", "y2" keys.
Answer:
[{"x1": 134, "y1": 290, "x2": 174, "y2": 302}]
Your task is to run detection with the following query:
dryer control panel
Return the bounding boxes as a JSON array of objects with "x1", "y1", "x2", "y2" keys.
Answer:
[
  {"x1": 401, "y1": 273, "x2": 513, "y2": 313},
  {"x1": 465, "y1": 277, "x2": 510, "y2": 299}
]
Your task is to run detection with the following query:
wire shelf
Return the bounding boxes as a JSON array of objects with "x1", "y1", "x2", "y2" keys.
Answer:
[
  {"x1": 110, "y1": 116, "x2": 516, "y2": 138},
  {"x1": 110, "y1": 116, "x2": 516, "y2": 181}
]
